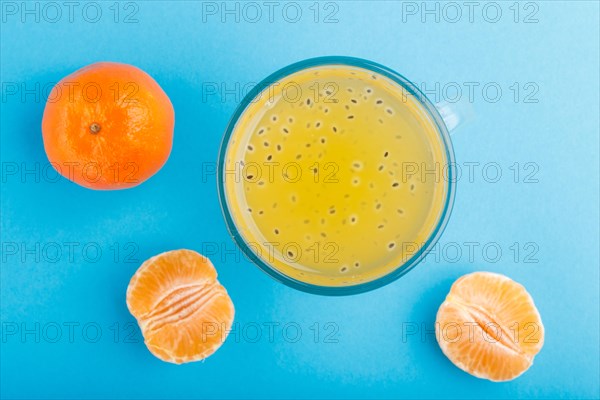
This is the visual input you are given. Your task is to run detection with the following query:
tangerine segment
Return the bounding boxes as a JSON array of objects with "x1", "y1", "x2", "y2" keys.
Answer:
[
  {"x1": 127, "y1": 250, "x2": 234, "y2": 364},
  {"x1": 435, "y1": 272, "x2": 544, "y2": 382}
]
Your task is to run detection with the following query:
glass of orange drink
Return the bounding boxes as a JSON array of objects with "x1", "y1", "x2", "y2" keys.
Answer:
[{"x1": 218, "y1": 57, "x2": 456, "y2": 295}]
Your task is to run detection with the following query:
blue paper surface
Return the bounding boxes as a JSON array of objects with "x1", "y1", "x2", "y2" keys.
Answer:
[{"x1": 1, "y1": 1, "x2": 599, "y2": 398}]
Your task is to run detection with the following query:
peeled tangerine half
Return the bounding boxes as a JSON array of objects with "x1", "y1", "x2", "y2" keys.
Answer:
[
  {"x1": 436, "y1": 272, "x2": 544, "y2": 382},
  {"x1": 126, "y1": 250, "x2": 234, "y2": 364}
]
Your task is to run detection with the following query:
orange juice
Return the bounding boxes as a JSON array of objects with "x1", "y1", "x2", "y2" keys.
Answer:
[{"x1": 221, "y1": 64, "x2": 451, "y2": 287}]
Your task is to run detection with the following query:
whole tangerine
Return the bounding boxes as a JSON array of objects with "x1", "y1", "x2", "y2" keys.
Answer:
[{"x1": 42, "y1": 62, "x2": 174, "y2": 190}]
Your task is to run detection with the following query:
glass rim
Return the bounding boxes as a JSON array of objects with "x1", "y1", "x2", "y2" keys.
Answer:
[{"x1": 217, "y1": 56, "x2": 456, "y2": 296}]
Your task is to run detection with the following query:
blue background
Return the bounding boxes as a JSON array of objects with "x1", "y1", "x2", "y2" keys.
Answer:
[{"x1": 1, "y1": 1, "x2": 599, "y2": 399}]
